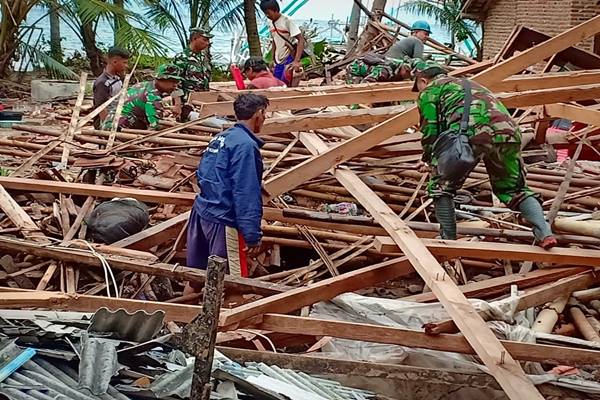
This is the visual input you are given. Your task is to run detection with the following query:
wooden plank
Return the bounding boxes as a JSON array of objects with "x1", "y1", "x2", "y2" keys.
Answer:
[
  {"x1": 11, "y1": 74, "x2": 87, "y2": 177},
  {"x1": 545, "y1": 103, "x2": 600, "y2": 126},
  {"x1": 0, "y1": 185, "x2": 49, "y2": 244},
  {"x1": 113, "y1": 211, "x2": 190, "y2": 250},
  {"x1": 402, "y1": 267, "x2": 588, "y2": 303},
  {"x1": 263, "y1": 15, "x2": 600, "y2": 200},
  {"x1": 0, "y1": 288, "x2": 202, "y2": 323},
  {"x1": 256, "y1": 314, "x2": 600, "y2": 366},
  {"x1": 0, "y1": 177, "x2": 195, "y2": 205},
  {"x1": 0, "y1": 236, "x2": 287, "y2": 297},
  {"x1": 61, "y1": 73, "x2": 88, "y2": 166},
  {"x1": 474, "y1": 14, "x2": 600, "y2": 86},
  {"x1": 374, "y1": 237, "x2": 600, "y2": 265},
  {"x1": 296, "y1": 133, "x2": 542, "y2": 399},
  {"x1": 36, "y1": 262, "x2": 58, "y2": 291},
  {"x1": 195, "y1": 70, "x2": 600, "y2": 117},
  {"x1": 219, "y1": 257, "x2": 412, "y2": 329},
  {"x1": 428, "y1": 271, "x2": 600, "y2": 335}
]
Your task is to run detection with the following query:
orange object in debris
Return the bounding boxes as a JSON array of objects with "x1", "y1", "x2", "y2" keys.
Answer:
[{"x1": 231, "y1": 64, "x2": 246, "y2": 90}]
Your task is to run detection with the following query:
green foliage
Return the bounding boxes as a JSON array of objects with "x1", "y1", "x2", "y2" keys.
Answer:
[
  {"x1": 142, "y1": 0, "x2": 246, "y2": 52},
  {"x1": 20, "y1": 40, "x2": 78, "y2": 79}
]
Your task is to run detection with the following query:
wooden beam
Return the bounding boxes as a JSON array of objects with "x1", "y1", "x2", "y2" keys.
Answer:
[
  {"x1": 402, "y1": 267, "x2": 588, "y2": 303},
  {"x1": 427, "y1": 271, "x2": 600, "y2": 335},
  {"x1": 0, "y1": 236, "x2": 287, "y2": 296},
  {"x1": 113, "y1": 211, "x2": 190, "y2": 250},
  {"x1": 0, "y1": 185, "x2": 49, "y2": 244},
  {"x1": 295, "y1": 133, "x2": 543, "y2": 399},
  {"x1": 195, "y1": 70, "x2": 600, "y2": 117},
  {"x1": 374, "y1": 237, "x2": 600, "y2": 265},
  {"x1": 474, "y1": 14, "x2": 600, "y2": 86},
  {"x1": 545, "y1": 103, "x2": 600, "y2": 126},
  {"x1": 263, "y1": 14, "x2": 600, "y2": 200},
  {"x1": 219, "y1": 257, "x2": 412, "y2": 329},
  {"x1": 0, "y1": 288, "x2": 202, "y2": 323},
  {"x1": 256, "y1": 314, "x2": 600, "y2": 366},
  {"x1": 0, "y1": 177, "x2": 195, "y2": 205}
]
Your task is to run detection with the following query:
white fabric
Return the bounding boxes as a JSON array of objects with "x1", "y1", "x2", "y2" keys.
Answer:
[{"x1": 269, "y1": 14, "x2": 301, "y2": 64}]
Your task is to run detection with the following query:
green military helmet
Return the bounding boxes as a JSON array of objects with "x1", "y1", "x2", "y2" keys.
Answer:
[
  {"x1": 190, "y1": 27, "x2": 214, "y2": 39},
  {"x1": 411, "y1": 20, "x2": 432, "y2": 34},
  {"x1": 155, "y1": 64, "x2": 183, "y2": 81},
  {"x1": 411, "y1": 59, "x2": 448, "y2": 91}
]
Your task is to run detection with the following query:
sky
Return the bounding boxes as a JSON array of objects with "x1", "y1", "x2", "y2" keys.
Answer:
[{"x1": 284, "y1": 0, "x2": 406, "y2": 21}]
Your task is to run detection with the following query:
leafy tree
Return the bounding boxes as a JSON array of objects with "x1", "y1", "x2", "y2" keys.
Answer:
[
  {"x1": 144, "y1": 0, "x2": 246, "y2": 51},
  {"x1": 404, "y1": 0, "x2": 482, "y2": 60}
]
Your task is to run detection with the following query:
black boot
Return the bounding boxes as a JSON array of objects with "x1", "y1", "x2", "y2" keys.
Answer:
[{"x1": 434, "y1": 195, "x2": 457, "y2": 240}]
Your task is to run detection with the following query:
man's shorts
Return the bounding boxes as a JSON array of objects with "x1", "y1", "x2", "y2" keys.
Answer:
[{"x1": 186, "y1": 207, "x2": 248, "y2": 279}]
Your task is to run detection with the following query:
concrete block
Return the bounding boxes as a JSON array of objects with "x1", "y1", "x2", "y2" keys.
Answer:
[{"x1": 31, "y1": 80, "x2": 81, "y2": 102}]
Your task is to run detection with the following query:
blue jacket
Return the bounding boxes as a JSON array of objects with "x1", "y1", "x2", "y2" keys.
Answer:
[{"x1": 194, "y1": 123, "x2": 264, "y2": 246}]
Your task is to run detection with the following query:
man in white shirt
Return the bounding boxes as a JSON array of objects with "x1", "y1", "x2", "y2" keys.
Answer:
[{"x1": 260, "y1": 0, "x2": 304, "y2": 85}]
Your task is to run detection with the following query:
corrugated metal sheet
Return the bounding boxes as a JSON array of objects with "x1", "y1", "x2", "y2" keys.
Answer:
[
  {"x1": 78, "y1": 336, "x2": 120, "y2": 396},
  {"x1": 89, "y1": 308, "x2": 164, "y2": 342}
]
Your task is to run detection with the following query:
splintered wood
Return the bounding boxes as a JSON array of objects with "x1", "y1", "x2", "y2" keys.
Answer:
[{"x1": 1, "y1": 14, "x2": 600, "y2": 400}]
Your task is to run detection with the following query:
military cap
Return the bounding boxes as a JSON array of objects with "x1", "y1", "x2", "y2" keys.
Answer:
[
  {"x1": 411, "y1": 59, "x2": 448, "y2": 91},
  {"x1": 155, "y1": 64, "x2": 184, "y2": 81},
  {"x1": 190, "y1": 27, "x2": 214, "y2": 39}
]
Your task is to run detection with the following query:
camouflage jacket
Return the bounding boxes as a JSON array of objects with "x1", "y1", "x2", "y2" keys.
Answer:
[
  {"x1": 172, "y1": 47, "x2": 211, "y2": 96},
  {"x1": 347, "y1": 57, "x2": 407, "y2": 83},
  {"x1": 417, "y1": 75, "x2": 520, "y2": 163},
  {"x1": 117, "y1": 81, "x2": 165, "y2": 130}
]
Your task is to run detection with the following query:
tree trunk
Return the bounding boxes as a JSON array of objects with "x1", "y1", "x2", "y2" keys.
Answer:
[
  {"x1": 81, "y1": 22, "x2": 104, "y2": 76},
  {"x1": 371, "y1": 0, "x2": 387, "y2": 16},
  {"x1": 0, "y1": 0, "x2": 36, "y2": 78},
  {"x1": 244, "y1": 0, "x2": 262, "y2": 57},
  {"x1": 113, "y1": 0, "x2": 124, "y2": 46},
  {"x1": 347, "y1": 2, "x2": 361, "y2": 51},
  {"x1": 49, "y1": 1, "x2": 63, "y2": 62}
]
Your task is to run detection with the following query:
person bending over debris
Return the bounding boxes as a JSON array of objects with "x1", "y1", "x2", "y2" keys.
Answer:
[
  {"x1": 92, "y1": 47, "x2": 130, "y2": 129},
  {"x1": 104, "y1": 64, "x2": 182, "y2": 131},
  {"x1": 412, "y1": 60, "x2": 558, "y2": 250},
  {"x1": 185, "y1": 93, "x2": 269, "y2": 294},
  {"x1": 243, "y1": 57, "x2": 286, "y2": 89},
  {"x1": 386, "y1": 20, "x2": 431, "y2": 60},
  {"x1": 346, "y1": 53, "x2": 412, "y2": 84},
  {"x1": 172, "y1": 27, "x2": 213, "y2": 121}
]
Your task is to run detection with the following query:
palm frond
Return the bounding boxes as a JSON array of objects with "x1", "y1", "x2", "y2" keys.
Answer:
[
  {"x1": 115, "y1": 23, "x2": 168, "y2": 57},
  {"x1": 75, "y1": 0, "x2": 136, "y2": 26},
  {"x1": 20, "y1": 40, "x2": 78, "y2": 79}
]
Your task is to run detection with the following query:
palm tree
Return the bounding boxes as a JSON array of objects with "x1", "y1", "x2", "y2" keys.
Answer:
[
  {"x1": 48, "y1": 0, "x2": 63, "y2": 62},
  {"x1": 244, "y1": 0, "x2": 261, "y2": 57},
  {"x1": 57, "y1": 0, "x2": 166, "y2": 75},
  {"x1": 144, "y1": 0, "x2": 246, "y2": 51},
  {"x1": 0, "y1": 0, "x2": 40, "y2": 78},
  {"x1": 404, "y1": 0, "x2": 482, "y2": 60}
]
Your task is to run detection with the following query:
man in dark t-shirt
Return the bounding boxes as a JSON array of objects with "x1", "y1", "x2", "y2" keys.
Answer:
[
  {"x1": 386, "y1": 20, "x2": 431, "y2": 60},
  {"x1": 93, "y1": 47, "x2": 130, "y2": 129}
]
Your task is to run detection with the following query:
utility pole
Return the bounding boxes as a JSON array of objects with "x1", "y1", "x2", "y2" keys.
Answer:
[
  {"x1": 371, "y1": 0, "x2": 387, "y2": 18},
  {"x1": 347, "y1": 2, "x2": 361, "y2": 51}
]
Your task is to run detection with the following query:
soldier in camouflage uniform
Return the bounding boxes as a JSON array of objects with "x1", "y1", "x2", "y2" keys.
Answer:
[
  {"x1": 103, "y1": 64, "x2": 182, "y2": 131},
  {"x1": 172, "y1": 28, "x2": 213, "y2": 120},
  {"x1": 346, "y1": 54, "x2": 412, "y2": 84},
  {"x1": 412, "y1": 60, "x2": 557, "y2": 249}
]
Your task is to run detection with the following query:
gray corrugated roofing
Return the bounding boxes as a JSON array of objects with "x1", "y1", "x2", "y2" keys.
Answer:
[
  {"x1": 89, "y1": 308, "x2": 164, "y2": 342},
  {"x1": 78, "y1": 336, "x2": 120, "y2": 396}
]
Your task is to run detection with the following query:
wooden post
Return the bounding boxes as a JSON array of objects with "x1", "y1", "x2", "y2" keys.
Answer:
[{"x1": 181, "y1": 256, "x2": 227, "y2": 400}]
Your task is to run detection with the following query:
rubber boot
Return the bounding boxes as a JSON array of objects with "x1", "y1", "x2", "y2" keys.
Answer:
[
  {"x1": 434, "y1": 195, "x2": 457, "y2": 240},
  {"x1": 518, "y1": 196, "x2": 556, "y2": 249}
]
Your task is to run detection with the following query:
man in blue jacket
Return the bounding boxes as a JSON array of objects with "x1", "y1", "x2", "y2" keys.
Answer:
[{"x1": 185, "y1": 93, "x2": 268, "y2": 293}]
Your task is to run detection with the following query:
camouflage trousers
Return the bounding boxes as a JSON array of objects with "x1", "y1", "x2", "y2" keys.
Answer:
[
  {"x1": 346, "y1": 60, "x2": 391, "y2": 84},
  {"x1": 428, "y1": 141, "x2": 537, "y2": 209}
]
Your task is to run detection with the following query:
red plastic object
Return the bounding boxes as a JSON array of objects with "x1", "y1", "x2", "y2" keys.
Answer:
[
  {"x1": 0, "y1": 103, "x2": 4, "y2": 111},
  {"x1": 231, "y1": 64, "x2": 246, "y2": 90}
]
